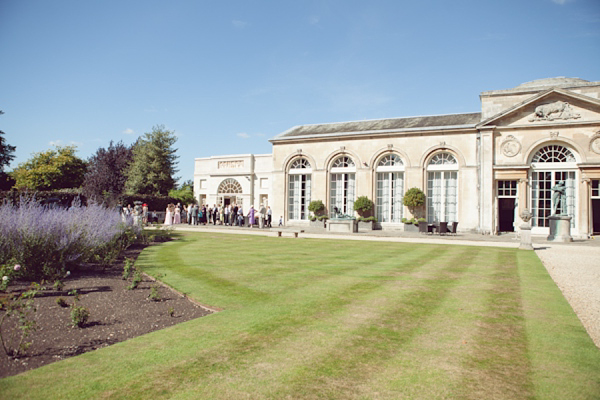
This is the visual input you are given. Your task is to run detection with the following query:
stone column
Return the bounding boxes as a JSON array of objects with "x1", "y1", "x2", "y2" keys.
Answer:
[{"x1": 479, "y1": 129, "x2": 494, "y2": 234}]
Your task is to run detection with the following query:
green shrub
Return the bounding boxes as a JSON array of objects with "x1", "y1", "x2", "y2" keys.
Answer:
[
  {"x1": 357, "y1": 216, "x2": 378, "y2": 222},
  {"x1": 308, "y1": 200, "x2": 325, "y2": 215},
  {"x1": 148, "y1": 285, "x2": 161, "y2": 302},
  {"x1": 56, "y1": 297, "x2": 69, "y2": 307},
  {"x1": 70, "y1": 305, "x2": 90, "y2": 328},
  {"x1": 403, "y1": 188, "x2": 426, "y2": 208},
  {"x1": 353, "y1": 196, "x2": 374, "y2": 214},
  {"x1": 122, "y1": 257, "x2": 134, "y2": 280},
  {"x1": 127, "y1": 270, "x2": 143, "y2": 290},
  {"x1": 53, "y1": 280, "x2": 64, "y2": 292}
]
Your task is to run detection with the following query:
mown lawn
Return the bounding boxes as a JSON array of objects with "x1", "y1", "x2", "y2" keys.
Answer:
[{"x1": 1, "y1": 232, "x2": 598, "y2": 399}]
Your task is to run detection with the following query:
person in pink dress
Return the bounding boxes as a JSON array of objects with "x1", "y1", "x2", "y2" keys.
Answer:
[{"x1": 174, "y1": 204, "x2": 181, "y2": 224}]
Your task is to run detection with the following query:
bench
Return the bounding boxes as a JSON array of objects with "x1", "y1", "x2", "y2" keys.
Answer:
[{"x1": 271, "y1": 228, "x2": 304, "y2": 238}]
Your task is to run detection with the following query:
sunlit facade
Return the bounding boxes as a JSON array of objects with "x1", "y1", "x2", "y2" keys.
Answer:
[{"x1": 195, "y1": 77, "x2": 600, "y2": 237}]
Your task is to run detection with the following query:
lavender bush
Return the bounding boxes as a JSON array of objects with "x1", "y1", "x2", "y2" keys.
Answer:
[{"x1": 0, "y1": 197, "x2": 136, "y2": 280}]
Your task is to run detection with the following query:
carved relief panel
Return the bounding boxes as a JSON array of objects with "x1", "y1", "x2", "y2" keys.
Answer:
[{"x1": 529, "y1": 101, "x2": 581, "y2": 122}]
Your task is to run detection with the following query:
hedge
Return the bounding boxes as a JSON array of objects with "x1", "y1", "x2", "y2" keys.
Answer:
[{"x1": 0, "y1": 190, "x2": 180, "y2": 212}]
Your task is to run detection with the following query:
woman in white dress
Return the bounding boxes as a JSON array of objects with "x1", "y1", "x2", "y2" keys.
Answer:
[
  {"x1": 164, "y1": 204, "x2": 173, "y2": 226},
  {"x1": 174, "y1": 204, "x2": 181, "y2": 224}
]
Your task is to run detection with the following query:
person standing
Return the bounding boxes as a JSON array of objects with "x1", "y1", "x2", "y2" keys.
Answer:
[
  {"x1": 237, "y1": 205, "x2": 243, "y2": 227},
  {"x1": 142, "y1": 203, "x2": 149, "y2": 225},
  {"x1": 247, "y1": 205, "x2": 255, "y2": 228},
  {"x1": 164, "y1": 204, "x2": 173, "y2": 226},
  {"x1": 191, "y1": 203, "x2": 198, "y2": 225},
  {"x1": 174, "y1": 204, "x2": 181, "y2": 224},
  {"x1": 267, "y1": 206, "x2": 272, "y2": 228},
  {"x1": 224, "y1": 204, "x2": 230, "y2": 226},
  {"x1": 212, "y1": 204, "x2": 218, "y2": 225},
  {"x1": 233, "y1": 204, "x2": 239, "y2": 226},
  {"x1": 187, "y1": 204, "x2": 193, "y2": 224},
  {"x1": 258, "y1": 205, "x2": 266, "y2": 229}
]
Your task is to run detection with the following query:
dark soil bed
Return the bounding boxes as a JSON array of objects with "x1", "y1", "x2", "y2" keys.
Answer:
[{"x1": 0, "y1": 243, "x2": 212, "y2": 379}]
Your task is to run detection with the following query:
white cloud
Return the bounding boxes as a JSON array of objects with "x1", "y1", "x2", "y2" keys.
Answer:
[
  {"x1": 551, "y1": 0, "x2": 573, "y2": 4},
  {"x1": 48, "y1": 140, "x2": 82, "y2": 148},
  {"x1": 232, "y1": 20, "x2": 248, "y2": 29},
  {"x1": 237, "y1": 132, "x2": 250, "y2": 139},
  {"x1": 308, "y1": 15, "x2": 320, "y2": 25},
  {"x1": 123, "y1": 128, "x2": 135, "y2": 135}
]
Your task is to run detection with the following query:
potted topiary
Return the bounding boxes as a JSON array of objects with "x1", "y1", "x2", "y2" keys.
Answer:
[
  {"x1": 308, "y1": 200, "x2": 327, "y2": 228},
  {"x1": 401, "y1": 217, "x2": 419, "y2": 232},
  {"x1": 353, "y1": 196, "x2": 375, "y2": 230},
  {"x1": 403, "y1": 187, "x2": 425, "y2": 221}
]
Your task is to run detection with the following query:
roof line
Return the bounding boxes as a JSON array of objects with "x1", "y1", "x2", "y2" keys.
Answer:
[{"x1": 270, "y1": 123, "x2": 479, "y2": 142}]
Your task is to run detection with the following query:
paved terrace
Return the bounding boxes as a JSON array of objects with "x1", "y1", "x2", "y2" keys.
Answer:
[{"x1": 160, "y1": 223, "x2": 600, "y2": 348}]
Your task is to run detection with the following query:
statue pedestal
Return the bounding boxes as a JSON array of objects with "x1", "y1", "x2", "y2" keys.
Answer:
[
  {"x1": 519, "y1": 224, "x2": 534, "y2": 250},
  {"x1": 327, "y1": 219, "x2": 357, "y2": 233},
  {"x1": 547, "y1": 215, "x2": 573, "y2": 243}
]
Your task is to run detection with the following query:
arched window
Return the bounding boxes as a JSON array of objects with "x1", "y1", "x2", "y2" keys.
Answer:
[
  {"x1": 218, "y1": 178, "x2": 242, "y2": 194},
  {"x1": 288, "y1": 158, "x2": 312, "y2": 220},
  {"x1": 426, "y1": 152, "x2": 458, "y2": 224},
  {"x1": 330, "y1": 155, "x2": 356, "y2": 217},
  {"x1": 532, "y1": 145, "x2": 576, "y2": 163},
  {"x1": 530, "y1": 145, "x2": 577, "y2": 229},
  {"x1": 376, "y1": 154, "x2": 404, "y2": 223},
  {"x1": 332, "y1": 156, "x2": 355, "y2": 168}
]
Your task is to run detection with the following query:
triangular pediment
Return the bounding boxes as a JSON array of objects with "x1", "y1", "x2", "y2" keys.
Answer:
[{"x1": 477, "y1": 88, "x2": 600, "y2": 128}]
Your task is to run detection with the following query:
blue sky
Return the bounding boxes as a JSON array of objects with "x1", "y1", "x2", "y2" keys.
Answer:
[{"x1": 1, "y1": 0, "x2": 599, "y2": 184}]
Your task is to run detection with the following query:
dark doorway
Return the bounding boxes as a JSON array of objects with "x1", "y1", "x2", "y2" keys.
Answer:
[
  {"x1": 224, "y1": 197, "x2": 231, "y2": 206},
  {"x1": 593, "y1": 199, "x2": 600, "y2": 235},
  {"x1": 498, "y1": 198, "x2": 515, "y2": 232}
]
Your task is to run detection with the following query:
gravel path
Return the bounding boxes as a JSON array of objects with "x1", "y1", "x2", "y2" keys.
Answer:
[{"x1": 535, "y1": 244, "x2": 600, "y2": 347}]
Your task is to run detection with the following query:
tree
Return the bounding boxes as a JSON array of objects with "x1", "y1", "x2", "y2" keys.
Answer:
[
  {"x1": 11, "y1": 146, "x2": 87, "y2": 191},
  {"x1": 125, "y1": 125, "x2": 178, "y2": 196},
  {"x1": 83, "y1": 141, "x2": 133, "y2": 203},
  {"x1": 168, "y1": 183, "x2": 195, "y2": 205},
  {"x1": 0, "y1": 110, "x2": 16, "y2": 190}
]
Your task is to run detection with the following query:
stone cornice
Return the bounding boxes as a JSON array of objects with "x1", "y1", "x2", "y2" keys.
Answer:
[{"x1": 270, "y1": 125, "x2": 479, "y2": 144}]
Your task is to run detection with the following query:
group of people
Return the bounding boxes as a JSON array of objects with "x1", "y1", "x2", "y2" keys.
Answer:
[
  {"x1": 120, "y1": 202, "x2": 150, "y2": 225},
  {"x1": 164, "y1": 203, "x2": 275, "y2": 228}
]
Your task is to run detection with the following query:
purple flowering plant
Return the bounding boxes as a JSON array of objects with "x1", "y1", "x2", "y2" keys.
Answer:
[{"x1": 0, "y1": 197, "x2": 136, "y2": 280}]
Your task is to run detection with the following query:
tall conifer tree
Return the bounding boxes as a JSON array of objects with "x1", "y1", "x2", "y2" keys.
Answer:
[{"x1": 125, "y1": 125, "x2": 178, "y2": 196}]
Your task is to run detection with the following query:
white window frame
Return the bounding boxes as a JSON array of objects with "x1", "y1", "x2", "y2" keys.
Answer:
[
  {"x1": 287, "y1": 158, "x2": 312, "y2": 220},
  {"x1": 529, "y1": 145, "x2": 578, "y2": 233},
  {"x1": 426, "y1": 152, "x2": 458, "y2": 224},
  {"x1": 329, "y1": 156, "x2": 356, "y2": 217},
  {"x1": 375, "y1": 154, "x2": 405, "y2": 223}
]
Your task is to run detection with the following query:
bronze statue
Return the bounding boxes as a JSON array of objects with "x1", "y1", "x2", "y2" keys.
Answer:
[{"x1": 551, "y1": 181, "x2": 566, "y2": 215}]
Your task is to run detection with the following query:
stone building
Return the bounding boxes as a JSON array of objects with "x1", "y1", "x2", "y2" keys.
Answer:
[{"x1": 195, "y1": 77, "x2": 600, "y2": 237}]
